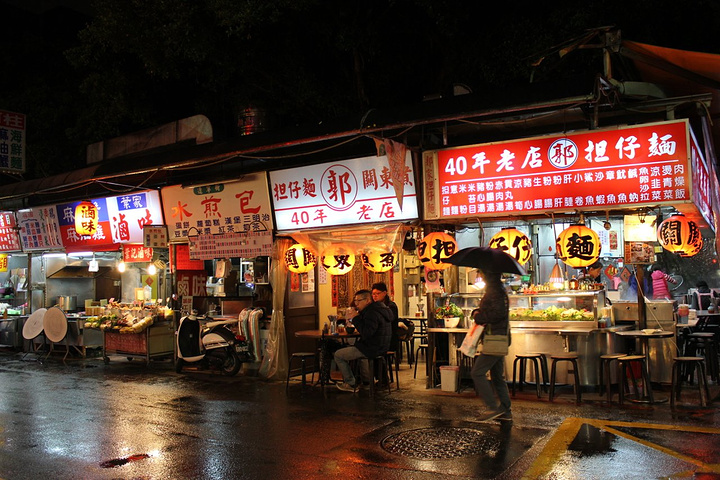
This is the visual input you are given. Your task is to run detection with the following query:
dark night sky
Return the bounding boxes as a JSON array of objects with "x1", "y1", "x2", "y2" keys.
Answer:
[{"x1": 2, "y1": 0, "x2": 720, "y2": 182}]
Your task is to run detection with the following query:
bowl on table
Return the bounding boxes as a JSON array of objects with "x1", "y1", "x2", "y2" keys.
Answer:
[
  {"x1": 345, "y1": 326, "x2": 356, "y2": 335},
  {"x1": 443, "y1": 317, "x2": 461, "y2": 328}
]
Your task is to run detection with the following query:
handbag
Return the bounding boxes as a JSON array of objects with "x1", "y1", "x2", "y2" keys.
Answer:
[
  {"x1": 481, "y1": 324, "x2": 509, "y2": 356},
  {"x1": 459, "y1": 324, "x2": 484, "y2": 357}
]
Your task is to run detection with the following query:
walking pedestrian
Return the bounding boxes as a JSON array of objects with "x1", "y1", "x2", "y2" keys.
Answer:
[{"x1": 471, "y1": 270, "x2": 512, "y2": 421}]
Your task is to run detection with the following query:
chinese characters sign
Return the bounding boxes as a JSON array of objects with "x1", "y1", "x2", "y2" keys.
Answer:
[
  {"x1": 0, "y1": 212, "x2": 21, "y2": 252},
  {"x1": 123, "y1": 244, "x2": 153, "y2": 262},
  {"x1": 16, "y1": 207, "x2": 63, "y2": 251},
  {"x1": 0, "y1": 110, "x2": 25, "y2": 174},
  {"x1": 689, "y1": 129, "x2": 715, "y2": 231},
  {"x1": 161, "y1": 174, "x2": 273, "y2": 242},
  {"x1": 269, "y1": 152, "x2": 418, "y2": 231},
  {"x1": 425, "y1": 120, "x2": 692, "y2": 220},
  {"x1": 188, "y1": 231, "x2": 273, "y2": 260},
  {"x1": 56, "y1": 190, "x2": 163, "y2": 250}
]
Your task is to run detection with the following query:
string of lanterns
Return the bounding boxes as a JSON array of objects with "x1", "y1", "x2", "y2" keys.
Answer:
[{"x1": 284, "y1": 214, "x2": 703, "y2": 276}]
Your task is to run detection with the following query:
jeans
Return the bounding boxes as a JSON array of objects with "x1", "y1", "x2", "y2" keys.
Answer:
[
  {"x1": 333, "y1": 346, "x2": 370, "y2": 386},
  {"x1": 471, "y1": 353, "x2": 511, "y2": 412}
]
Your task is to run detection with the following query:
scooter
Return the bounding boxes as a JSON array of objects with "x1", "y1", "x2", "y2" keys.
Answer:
[{"x1": 175, "y1": 310, "x2": 252, "y2": 376}]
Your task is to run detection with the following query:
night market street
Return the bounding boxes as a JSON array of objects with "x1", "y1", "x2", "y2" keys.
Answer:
[{"x1": 1, "y1": 349, "x2": 718, "y2": 480}]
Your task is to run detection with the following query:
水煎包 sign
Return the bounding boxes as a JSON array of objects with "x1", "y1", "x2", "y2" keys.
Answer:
[
  {"x1": 424, "y1": 119, "x2": 693, "y2": 220},
  {"x1": 269, "y1": 151, "x2": 418, "y2": 231},
  {"x1": 0, "y1": 110, "x2": 26, "y2": 174},
  {"x1": 161, "y1": 174, "x2": 273, "y2": 242}
]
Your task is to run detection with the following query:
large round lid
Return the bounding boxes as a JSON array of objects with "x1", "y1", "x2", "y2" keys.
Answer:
[
  {"x1": 43, "y1": 307, "x2": 68, "y2": 343},
  {"x1": 22, "y1": 308, "x2": 47, "y2": 340}
]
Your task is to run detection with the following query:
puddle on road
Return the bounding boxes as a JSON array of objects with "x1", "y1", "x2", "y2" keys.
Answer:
[
  {"x1": 567, "y1": 424, "x2": 617, "y2": 456},
  {"x1": 99, "y1": 453, "x2": 151, "y2": 468}
]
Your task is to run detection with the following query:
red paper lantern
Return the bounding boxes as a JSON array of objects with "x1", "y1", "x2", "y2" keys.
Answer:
[
  {"x1": 657, "y1": 215, "x2": 703, "y2": 257},
  {"x1": 362, "y1": 249, "x2": 397, "y2": 273},
  {"x1": 489, "y1": 228, "x2": 532, "y2": 265},
  {"x1": 321, "y1": 244, "x2": 355, "y2": 275},
  {"x1": 75, "y1": 201, "x2": 98, "y2": 236},
  {"x1": 556, "y1": 224, "x2": 601, "y2": 268},
  {"x1": 417, "y1": 232, "x2": 457, "y2": 271},
  {"x1": 284, "y1": 243, "x2": 316, "y2": 273}
]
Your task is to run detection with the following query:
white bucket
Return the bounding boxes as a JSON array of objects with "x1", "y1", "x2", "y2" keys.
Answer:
[{"x1": 440, "y1": 366, "x2": 460, "y2": 392}]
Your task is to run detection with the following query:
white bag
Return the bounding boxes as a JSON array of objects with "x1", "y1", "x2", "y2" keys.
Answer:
[{"x1": 459, "y1": 324, "x2": 484, "y2": 357}]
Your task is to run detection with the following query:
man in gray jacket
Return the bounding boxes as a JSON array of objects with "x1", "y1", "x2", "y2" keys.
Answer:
[{"x1": 334, "y1": 289, "x2": 392, "y2": 392}]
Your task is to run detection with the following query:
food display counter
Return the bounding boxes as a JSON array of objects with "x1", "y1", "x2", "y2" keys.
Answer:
[
  {"x1": 102, "y1": 321, "x2": 175, "y2": 365},
  {"x1": 432, "y1": 290, "x2": 632, "y2": 387}
]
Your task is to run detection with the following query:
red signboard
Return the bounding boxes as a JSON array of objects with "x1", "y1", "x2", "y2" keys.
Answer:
[
  {"x1": 171, "y1": 244, "x2": 204, "y2": 272},
  {"x1": 123, "y1": 244, "x2": 153, "y2": 262},
  {"x1": 425, "y1": 119, "x2": 691, "y2": 220},
  {"x1": 689, "y1": 129, "x2": 714, "y2": 230},
  {"x1": 0, "y1": 212, "x2": 22, "y2": 252}
]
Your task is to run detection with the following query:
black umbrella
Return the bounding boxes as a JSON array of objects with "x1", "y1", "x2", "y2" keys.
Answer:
[{"x1": 441, "y1": 246, "x2": 526, "y2": 275}]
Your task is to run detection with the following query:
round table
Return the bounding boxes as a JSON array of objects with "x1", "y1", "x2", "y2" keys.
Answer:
[
  {"x1": 22, "y1": 308, "x2": 47, "y2": 340},
  {"x1": 615, "y1": 329, "x2": 674, "y2": 403},
  {"x1": 295, "y1": 329, "x2": 360, "y2": 393}
]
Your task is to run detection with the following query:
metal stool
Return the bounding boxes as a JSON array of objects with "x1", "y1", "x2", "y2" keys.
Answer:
[
  {"x1": 414, "y1": 344, "x2": 429, "y2": 378},
  {"x1": 286, "y1": 352, "x2": 316, "y2": 393},
  {"x1": 549, "y1": 353, "x2": 581, "y2": 404},
  {"x1": 671, "y1": 357, "x2": 711, "y2": 408},
  {"x1": 385, "y1": 351, "x2": 400, "y2": 390},
  {"x1": 684, "y1": 332, "x2": 718, "y2": 382},
  {"x1": 617, "y1": 355, "x2": 653, "y2": 405},
  {"x1": 598, "y1": 353, "x2": 627, "y2": 403},
  {"x1": 512, "y1": 353, "x2": 548, "y2": 398}
]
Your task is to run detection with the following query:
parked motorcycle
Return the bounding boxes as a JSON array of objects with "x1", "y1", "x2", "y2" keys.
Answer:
[{"x1": 175, "y1": 310, "x2": 252, "y2": 376}]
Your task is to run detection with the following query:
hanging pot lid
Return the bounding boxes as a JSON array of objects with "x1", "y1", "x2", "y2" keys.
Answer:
[
  {"x1": 22, "y1": 308, "x2": 47, "y2": 340},
  {"x1": 43, "y1": 307, "x2": 68, "y2": 343}
]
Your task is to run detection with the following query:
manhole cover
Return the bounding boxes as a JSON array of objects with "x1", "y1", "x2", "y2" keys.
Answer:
[{"x1": 381, "y1": 427, "x2": 502, "y2": 459}]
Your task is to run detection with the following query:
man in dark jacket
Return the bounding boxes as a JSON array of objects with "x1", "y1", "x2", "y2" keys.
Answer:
[{"x1": 334, "y1": 289, "x2": 393, "y2": 392}]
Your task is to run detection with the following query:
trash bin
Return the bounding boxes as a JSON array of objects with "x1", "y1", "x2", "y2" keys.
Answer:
[{"x1": 440, "y1": 365, "x2": 459, "y2": 392}]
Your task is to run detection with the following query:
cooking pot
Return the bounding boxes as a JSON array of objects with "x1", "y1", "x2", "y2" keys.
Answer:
[{"x1": 57, "y1": 295, "x2": 78, "y2": 311}]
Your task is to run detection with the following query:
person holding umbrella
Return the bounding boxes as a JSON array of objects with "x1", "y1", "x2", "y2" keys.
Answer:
[
  {"x1": 471, "y1": 269, "x2": 512, "y2": 421},
  {"x1": 442, "y1": 246, "x2": 524, "y2": 422}
]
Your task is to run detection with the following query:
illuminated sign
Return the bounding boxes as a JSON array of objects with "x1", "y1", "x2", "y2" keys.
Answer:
[
  {"x1": 269, "y1": 152, "x2": 418, "y2": 231},
  {"x1": 161, "y1": 174, "x2": 273, "y2": 241},
  {"x1": 0, "y1": 110, "x2": 26, "y2": 174},
  {"x1": 0, "y1": 212, "x2": 21, "y2": 252},
  {"x1": 424, "y1": 120, "x2": 691, "y2": 220}
]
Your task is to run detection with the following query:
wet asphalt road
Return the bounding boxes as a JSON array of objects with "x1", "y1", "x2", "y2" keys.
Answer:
[{"x1": 0, "y1": 349, "x2": 719, "y2": 479}]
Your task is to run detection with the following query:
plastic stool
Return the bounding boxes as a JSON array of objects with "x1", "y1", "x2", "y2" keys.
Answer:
[
  {"x1": 286, "y1": 352, "x2": 316, "y2": 393},
  {"x1": 671, "y1": 357, "x2": 711, "y2": 408},
  {"x1": 549, "y1": 353, "x2": 581, "y2": 404},
  {"x1": 512, "y1": 353, "x2": 548, "y2": 398},
  {"x1": 617, "y1": 355, "x2": 653, "y2": 405},
  {"x1": 598, "y1": 353, "x2": 627, "y2": 403}
]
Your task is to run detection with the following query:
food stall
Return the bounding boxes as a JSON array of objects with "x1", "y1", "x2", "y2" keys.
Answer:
[{"x1": 418, "y1": 117, "x2": 719, "y2": 389}]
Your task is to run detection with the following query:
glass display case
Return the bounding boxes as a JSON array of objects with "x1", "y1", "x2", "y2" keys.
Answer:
[{"x1": 508, "y1": 290, "x2": 606, "y2": 328}]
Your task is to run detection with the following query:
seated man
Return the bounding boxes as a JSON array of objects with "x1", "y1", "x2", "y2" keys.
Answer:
[{"x1": 333, "y1": 289, "x2": 393, "y2": 392}]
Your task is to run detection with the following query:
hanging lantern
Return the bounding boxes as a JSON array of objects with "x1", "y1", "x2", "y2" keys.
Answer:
[
  {"x1": 556, "y1": 224, "x2": 601, "y2": 268},
  {"x1": 321, "y1": 245, "x2": 355, "y2": 275},
  {"x1": 417, "y1": 232, "x2": 457, "y2": 271},
  {"x1": 362, "y1": 249, "x2": 397, "y2": 273},
  {"x1": 657, "y1": 215, "x2": 703, "y2": 256},
  {"x1": 75, "y1": 201, "x2": 98, "y2": 236},
  {"x1": 284, "y1": 243, "x2": 316, "y2": 273},
  {"x1": 488, "y1": 228, "x2": 532, "y2": 265}
]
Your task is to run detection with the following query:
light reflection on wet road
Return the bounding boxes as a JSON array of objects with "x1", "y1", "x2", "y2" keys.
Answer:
[{"x1": 0, "y1": 351, "x2": 718, "y2": 479}]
